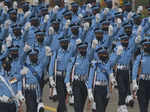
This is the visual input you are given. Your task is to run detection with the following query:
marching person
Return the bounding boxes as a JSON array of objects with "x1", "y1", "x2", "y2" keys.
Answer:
[
  {"x1": 21, "y1": 46, "x2": 50, "y2": 112},
  {"x1": 132, "y1": 39, "x2": 150, "y2": 112},
  {"x1": 88, "y1": 45, "x2": 123, "y2": 112},
  {"x1": 0, "y1": 55, "x2": 24, "y2": 112},
  {"x1": 114, "y1": 33, "x2": 140, "y2": 112},
  {"x1": 65, "y1": 42, "x2": 92, "y2": 112},
  {"x1": 49, "y1": 35, "x2": 72, "y2": 112}
]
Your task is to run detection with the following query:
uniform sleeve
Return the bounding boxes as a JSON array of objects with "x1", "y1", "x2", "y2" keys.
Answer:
[
  {"x1": 108, "y1": 52, "x2": 120, "y2": 67},
  {"x1": 22, "y1": 30, "x2": 29, "y2": 42},
  {"x1": 17, "y1": 80, "x2": 22, "y2": 91},
  {"x1": 13, "y1": 74, "x2": 23, "y2": 91},
  {"x1": 48, "y1": 51, "x2": 57, "y2": 76},
  {"x1": 64, "y1": 57, "x2": 75, "y2": 83},
  {"x1": 132, "y1": 55, "x2": 141, "y2": 80},
  {"x1": 0, "y1": 28, "x2": 9, "y2": 40},
  {"x1": 0, "y1": 13, "x2": 7, "y2": 25},
  {"x1": 88, "y1": 63, "x2": 96, "y2": 89}
]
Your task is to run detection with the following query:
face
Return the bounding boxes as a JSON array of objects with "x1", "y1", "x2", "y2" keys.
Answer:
[
  {"x1": 72, "y1": 7, "x2": 78, "y2": 13},
  {"x1": 52, "y1": 23, "x2": 59, "y2": 32},
  {"x1": 95, "y1": 32, "x2": 103, "y2": 41},
  {"x1": 29, "y1": 54, "x2": 38, "y2": 64},
  {"x1": 41, "y1": 9, "x2": 48, "y2": 16},
  {"x1": 92, "y1": 9, "x2": 99, "y2": 15},
  {"x1": 10, "y1": 49, "x2": 19, "y2": 59},
  {"x1": 2, "y1": 60, "x2": 11, "y2": 71},
  {"x1": 64, "y1": 14, "x2": 72, "y2": 20},
  {"x1": 134, "y1": 18, "x2": 142, "y2": 25},
  {"x1": 31, "y1": 19, "x2": 39, "y2": 27},
  {"x1": 22, "y1": 5, "x2": 29, "y2": 12},
  {"x1": 10, "y1": 13, "x2": 17, "y2": 22},
  {"x1": 36, "y1": 34, "x2": 44, "y2": 43},
  {"x1": 143, "y1": 43, "x2": 150, "y2": 53},
  {"x1": 125, "y1": 27, "x2": 132, "y2": 36},
  {"x1": 121, "y1": 38, "x2": 129, "y2": 48},
  {"x1": 102, "y1": 23, "x2": 109, "y2": 31},
  {"x1": 13, "y1": 28, "x2": 22, "y2": 37},
  {"x1": 71, "y1": 28, "x2": 79, "y2": 35},
  {"x1": 98, "y1": 51, "x2": 109, "y2": 62},
  {"x1": 60, "y1": 40, "x2": 69, "y2": 50},
  {"x1": 78, "y1": 47, "x2": 87, "y2": 56},
  {"x1": 125, "y1": 5, "x2": 132, "y2": 12}
]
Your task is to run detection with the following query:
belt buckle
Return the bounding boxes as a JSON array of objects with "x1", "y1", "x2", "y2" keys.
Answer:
[
  {"x1": 30, "y1": 84, "x2": 34, "y2": 89},
  {"x1": 140, "y1": 75, "x2": 144, "y2": 80},
  {"x1": 26, "y1": 84, "x2": 30, "y2": 89},
  {"x1": 80, "y1": 75, "x2": 84, "y2": 81},
  {"x1": 57, "y1": 71, "x2": 63, "y2": 76},
  {"x1": 74, "y1": 75, "x2": 79, "y2": 80}
]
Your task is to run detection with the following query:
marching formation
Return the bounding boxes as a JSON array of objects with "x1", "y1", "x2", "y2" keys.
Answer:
[{"x1": 0, "y1": 0, "x2": 150, "y2": 112}]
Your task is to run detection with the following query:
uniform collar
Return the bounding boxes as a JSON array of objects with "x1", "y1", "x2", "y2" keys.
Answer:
[{"x1": 60, "y1": 48, "x2": 69, "y2": 53}]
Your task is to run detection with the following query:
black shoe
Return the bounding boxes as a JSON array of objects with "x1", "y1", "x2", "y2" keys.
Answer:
[
  {"x1": 52, "y1": 95, "x2": 58, "y2": 102},
  {"x1": 126, "y1": 100, "x2": 134, "y2": 108},
  {"x1": 92, "y1": 109, "x2": 96, "y2": 112}
]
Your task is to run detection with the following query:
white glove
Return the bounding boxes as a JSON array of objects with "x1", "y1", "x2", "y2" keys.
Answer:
[
  {"x1": 45, "y1": 0, "x2": 50, "y2": 5},
  {"x1": 76, "y1": 38, "x2": 82, "y2": 45},
  {"x1": 127, "y1": 12, "x2": 133, "y2": 19},
  {"x1": 104, "y1": 8, "x2": 109, "y2": 15},
  {"x1": 0, "y1": 2, "x2": 4, "y2": 10},
  {"x1": 37, "y1": 102, "x2": 44, "y2": 112},
  {"x1": 24, "y1": 44, "x2": 31, "y2": 52},
  {"x1": 16, "y1": 91, "x2": 25, "y2": 102},
  {"x1": 135, "y1": 35, "x2": 141, "y2": 44},
  {"x1": 68, "y1": 4, "x2": 72, "y2": 10},
  {"x1": 6, "y1": 34, "x2": 12, "y2": 47},
  {"x1": 118, "y1": 8, "x2": 123, "y2": 13},
  {"x1": 24, "y1": 22, "x2": 31, "y2": 31},
  {"x1": 53, "y1": 5, "x2": 59, "y2": 13},
  {"x1": 65, "y1": 19, "x2": 71, "y2": 29},
  {"x1": 2, "y1": 95, "x2": 9, "y2": 103},
  {"x1": 137, "y1": 26, "x2": 142, "y2": 35},
  {"x1": 13, "y1": 1, "x2": 18, "y2": 9},
  {"x1": 48, "y1": 27, "x2": 54, "y2": 35},
  {"x1": 45, "y1": 46, "x2": 52, "y2": 56},
  {"x1": 24, "y1": 11, "x2": 31, "y2": 19},
  {"x1": 109, "y1": 73, "x2": 117, "y2": 87},
  {"x1": 88, "y1": 89, "x2": 94, "y2": 101},
  {"x1": 137, "y1": 6, "x2": 143, "y2": 14},
  {"x1": 86, "y1": 3, "x2": 92, "y2": 12},
  {"x1": 32, "y1": 0, "x2": 39, "y2": 6},
  {"x1": 117, "y1": 18, "x2": 122, "y2": 28},
  {"x1": 83, "y1": 22, "x2": 89, "y2": 31},
  {"x1": 96, "y1": 13, "x2": 100, "y2": 23},
  {"x1": 20, "y1": 66, "x2": 29, "y2": 75},
  {"x1": 132, "y1": 80, "x2": 138, "y2": 92},
  {"x1": 44, "y1": 14, "x2": 50, "y2": 23},
  {"x1": 116, "y1": 45, "x2": 123, "y2": 55},
  {"x1": 66, "y1": 83, "x2": 72, "y2": 94},
  {"x1": 2, "y1": 44, "x2": 6, "y2": 52},
  {"x1": 49, "y1": 76, "x2": 56, "y2": 88},
  {"x1": 92, "y1": 39, "x2": 98, "y2": 49},
  {"x1": 3, "y1": 6, "x2": 8, "y2": 14},
  {"x1": 108, "y1": 24, "x2": 113, "y2": 36},
  {"x1": 125, "y1": 95, "x2": 133, "y2": 104},
  {"x1": 18, "y1": 8, "x2": 23, "y2": 15},
  {"x1": 4, "y1": 20, "x2": 11, "y2": 29},
  {"x1": 78, "y1": 13, "x2": 83, "y2": 20}
]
